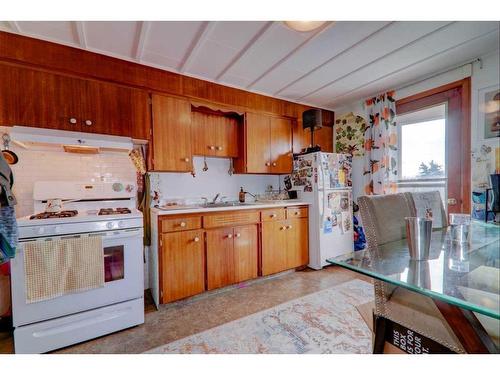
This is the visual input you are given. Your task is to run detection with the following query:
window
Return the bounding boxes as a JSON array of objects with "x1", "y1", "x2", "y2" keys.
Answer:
[{"x1": 396, "y1": 104, "x2": 447, "y2": 208}]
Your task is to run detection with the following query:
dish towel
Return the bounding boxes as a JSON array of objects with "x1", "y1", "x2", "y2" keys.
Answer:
[
  {"x1": 23, "y1": 236, "x2": 105, "y2": 304},
  {"x1": 0, "y1": 206, "x2": 18, "y2": 264}
]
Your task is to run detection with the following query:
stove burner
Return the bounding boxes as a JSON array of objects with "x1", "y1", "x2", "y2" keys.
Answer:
[
  {"x1": 30, "y1": 210, "x2": 79, "y2": 220},
  {"x1": 98, "y1": 207, "x2": 132, "y2": 215}
]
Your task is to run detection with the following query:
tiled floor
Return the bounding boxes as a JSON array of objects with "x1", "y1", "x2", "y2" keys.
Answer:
[{"x1": 0, "y1": 266, "x2": 371, "y2": 354}]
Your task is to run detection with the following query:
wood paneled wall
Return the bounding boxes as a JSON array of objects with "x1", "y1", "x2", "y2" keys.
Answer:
[{"x1": 0, "y1": 31, "x2": 334, "y2": 125}]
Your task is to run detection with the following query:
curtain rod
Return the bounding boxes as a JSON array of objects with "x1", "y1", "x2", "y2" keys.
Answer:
[{"x1": 394, "y1": 57, "x2": 482, "y2": 93}]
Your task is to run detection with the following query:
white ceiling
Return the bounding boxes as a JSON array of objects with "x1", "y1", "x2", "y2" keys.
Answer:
[{"x1": 1, "y1": 21, "x2": 498, "y2": 110}]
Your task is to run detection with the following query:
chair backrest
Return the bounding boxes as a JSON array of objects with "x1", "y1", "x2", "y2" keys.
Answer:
[
  {"x1": 410, "y1": 191, "x2": 447, "y2": 229},
  {"x1": 358, "y1": 192, "x2": 415, "y2": 248}
]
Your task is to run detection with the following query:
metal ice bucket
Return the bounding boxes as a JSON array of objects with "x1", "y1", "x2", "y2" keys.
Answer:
[{"x1": 405, "y1": 217, "x2": 432, "y2": 260}]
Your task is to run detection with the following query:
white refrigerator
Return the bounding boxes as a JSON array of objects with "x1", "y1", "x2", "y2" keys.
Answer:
[{"x1": 285, "y1": 152, "x2": 354, "y2": 270}]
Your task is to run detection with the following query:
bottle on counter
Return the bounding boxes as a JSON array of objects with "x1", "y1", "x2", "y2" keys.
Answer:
[{"x1": 239, "y1": 187, "x2": 245, "y2": 203}]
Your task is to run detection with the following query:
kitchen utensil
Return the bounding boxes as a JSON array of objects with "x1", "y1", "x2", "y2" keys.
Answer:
[
  {"x1": 203, "y1": 156, "x2": 208, "y2": 172},
  {"x1": 1, "y1": 133, "x2": 18, "y2": 165},
  {"x1": 45, "y1": 198, "x2": 79, "y2": 213},
  {"x1": 405, "y1": 217, "x2": 432, "y2": 260},
  {"x1": 228, "y1": 158, "x2": 234, "y2": 176}
]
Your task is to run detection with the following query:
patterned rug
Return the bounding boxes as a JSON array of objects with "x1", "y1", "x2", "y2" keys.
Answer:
[{"x1": 147, "y1": 279, "x2": 374, "y2": 354}]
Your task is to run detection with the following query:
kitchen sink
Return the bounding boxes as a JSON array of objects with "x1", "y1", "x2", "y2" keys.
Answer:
[{"x1": 199, "y1": 201, "x2": 256, "y2": 208}]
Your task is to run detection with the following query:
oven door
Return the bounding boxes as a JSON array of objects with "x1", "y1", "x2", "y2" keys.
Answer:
[{"x1": 11, "y1": 228, "x2": 144, "y2": 327}]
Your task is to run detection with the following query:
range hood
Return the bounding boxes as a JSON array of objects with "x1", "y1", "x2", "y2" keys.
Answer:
[{"x1": 10, "y1": 126, "x2": 134, "y2": 153}]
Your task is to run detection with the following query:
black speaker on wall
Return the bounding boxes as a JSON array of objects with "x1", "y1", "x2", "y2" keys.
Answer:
[{"x1": 302, "y1": 108, "x2": 323, "y2": 153}]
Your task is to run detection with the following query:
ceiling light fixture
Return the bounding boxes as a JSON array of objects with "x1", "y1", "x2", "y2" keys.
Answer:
[{"x1": 284, "y1": 21, "x2": 327, "y2": 32}]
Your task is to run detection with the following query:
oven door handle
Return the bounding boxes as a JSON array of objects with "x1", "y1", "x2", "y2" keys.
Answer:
[{"x1": 20, "y1": 228, "x2": 143, "y2": 243}]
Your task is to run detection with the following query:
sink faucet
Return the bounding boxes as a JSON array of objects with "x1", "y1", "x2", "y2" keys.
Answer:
[{"x1": 211, "y1": 193, "x2": 221, "y2": 204}]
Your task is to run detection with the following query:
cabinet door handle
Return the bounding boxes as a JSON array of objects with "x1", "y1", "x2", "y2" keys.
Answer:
[
  {"x1": 287, "y1": 225, "x2": 292, "y2": 229},
  {"x1": 193, "y1": 237, "x2": 200, "y2": 242},
  {"x1": 216, "y1": 146, "x2": 223, "y2": 151},
  {"x1": 179, "y1": 222, "x2": 186, "y2": 227},
  {"x1": 209, "y1": 146, "x2": 215, "y2": 150},
  {"x1": 84, "y1": 120, "x2": 93, "y2": 126},
  {"x1": 183, "y1": 157, "x2": 190, "y2": 162},
  {"x1": 235, "y1": 233, "x2": 241, "y2": 238},
  {"x1": 69, "y1": 118, "x2": 77, "y2": 124},
  {"x1": 294, "y1": 212, "x2": 299, "y2": 215},
  {"x1": 272, "y1": 162, "x2": 277, "y2": 167},
  {"x1": 270, "y1": 213, "x2": 276, "y2": 218},
  {"x1": 280, "y1": 226, "x2": 285, "y2": 230},
  {"x1": 265, "y1": 162, "x2": 271, "y2": 167},
  {"x1": 227, "y1": 234, "x2": 233, "y2": 239}
]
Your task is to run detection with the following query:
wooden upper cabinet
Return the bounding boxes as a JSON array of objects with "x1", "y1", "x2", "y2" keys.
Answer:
[
  {"x1": 270, "y1": 116, "x2": 293, "y2": 173},
  {"x1": 82, "y1": 80, "x2": 150, "y2": 139},
  {"x1": 235, "y1": 112, "x2": 292, "y2": 174},
  {"x1": 242, "y1": 112, "x2": 271, "y2": 173},
  {"x1": 0, "y1": 64, "x2": 85, "y2": 132},
  {"x1": 0, "y1": 64, "x2": 150, "y2": 138},
  {"x1": 293, "y1": 109, "x2": 334, "y2": 153},
  {"x1": 152, "y1": 94, "x2": 193, "y2": 172},
  {"x1": 190, "y1": 109, "x2": 239, "y2": 158}
]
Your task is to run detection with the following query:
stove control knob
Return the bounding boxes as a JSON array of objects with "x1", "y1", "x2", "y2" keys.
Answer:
[
  {"x1": 118, "y1": 221, "x2": 125, "y2": 228},
  {"x1": 54, "y1": 226, "x2": 62, "y2": 234},
  {"x1": 112, "y1": 183, "x2": 124, "y2": 192},
  {"x1": 106, "y1": 222, "x2": 114, "y2": 229},
  {"x1": 36, "y1": 227, "x2": 45, "y2": 235}
]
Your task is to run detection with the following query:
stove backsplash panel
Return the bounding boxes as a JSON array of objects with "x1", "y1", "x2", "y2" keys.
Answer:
[
  {"x1": 150, "y1": 157, "x2": 281, "y2": 206},
  {"x1": 3, "y1": 131, "x2": 136, "y2": 218}
]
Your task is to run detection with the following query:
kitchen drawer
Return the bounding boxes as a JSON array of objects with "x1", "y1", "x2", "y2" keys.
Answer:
[
  {"x1": 203, "y1": 210, "x2": 260, "y2": 228},
  {"x1": 286, "y1": 206, "x2": 308, "y2": 219},
  {"x1": 261, "y1": 208, "x2": 286, "y2": 222},
  {"x1": 160, "y1": 216, "x2": 202, "y2": 232}
]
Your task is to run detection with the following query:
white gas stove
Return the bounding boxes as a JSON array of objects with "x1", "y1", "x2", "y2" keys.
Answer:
[
  {"x1": 17, "y1": 180, "x2": 143, "y2": 239},
  {"x1": 11, "y1": 180, "x2": 145, "y2": 353}
]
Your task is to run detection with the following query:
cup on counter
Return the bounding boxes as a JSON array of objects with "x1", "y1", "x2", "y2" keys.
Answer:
[
  {"x1": 448, "y1": 213, "x2": 471, "y2": 226},
  {"x1": 405, "y1": 217, "x2": 432, "y2": 261},
  {"x1": 449, "y1": 224, "x2": 471, "y2": 243},
  {"x1": 448, "y1": 213, "x2": 472, "y2": 244}
]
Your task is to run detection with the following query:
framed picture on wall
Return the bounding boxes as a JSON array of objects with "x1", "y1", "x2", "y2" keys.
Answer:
[{"x1": 478, "y1": 84, "x2": 500, "y2": 139}]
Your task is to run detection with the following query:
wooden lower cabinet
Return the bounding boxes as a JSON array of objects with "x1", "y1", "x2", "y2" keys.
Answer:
[
  {"x1": 261, "y1": 221, "x2": 288, "y2": 276},
  {"x1": 206, "y1": 224, "x2": 258, "y2": 290},
  {"x1": 287, "y1": 218, "x2": 309, "y2": 269},
  {"x1": 160, "y1": 230, "x2": 205, "y2": 303},
  {"x1": 261, "y1": 218, "x2": 309, "y2": 276},
  {"x1": 158, "y1": 206, "x2": 307, "y2": 303},
  {"x1": 233, "y1": 225, "x2": 259, "y2": 283},
  {"x1": 206, "y1": 227, "x2": 236, "y2": 290}
]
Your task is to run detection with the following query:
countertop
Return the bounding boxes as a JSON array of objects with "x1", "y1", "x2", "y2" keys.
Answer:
[{"x1": 151, "y1": 200, "x2": 310, "y2": 216}]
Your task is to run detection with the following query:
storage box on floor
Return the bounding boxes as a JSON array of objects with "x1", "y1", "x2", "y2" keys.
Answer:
[{"x1": 356, "y1": 301, "x2": 405, "y2": 354}]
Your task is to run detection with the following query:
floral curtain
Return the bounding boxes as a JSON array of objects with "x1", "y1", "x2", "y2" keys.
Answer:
[{"x1": 363, "y1": 90, "x2": 398, "y2": 195}]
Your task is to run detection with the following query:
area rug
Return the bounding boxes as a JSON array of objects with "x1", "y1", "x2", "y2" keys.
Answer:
[{"x1": 146, "y1": 279, "x2": 374, "y2": 354}]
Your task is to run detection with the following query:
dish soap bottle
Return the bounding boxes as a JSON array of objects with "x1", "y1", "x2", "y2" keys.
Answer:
[{"x1": 239, "y1": 187, "x2": 245, "y2": 203}]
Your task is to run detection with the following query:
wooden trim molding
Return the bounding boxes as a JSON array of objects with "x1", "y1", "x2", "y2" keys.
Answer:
[{"x1": 396, "y1": 78, "x2": 471, "y2": 213}]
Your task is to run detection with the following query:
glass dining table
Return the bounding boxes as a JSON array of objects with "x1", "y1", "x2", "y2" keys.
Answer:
[{"x1": 326, "y1": 220, "x2": 500, "y2": 353}]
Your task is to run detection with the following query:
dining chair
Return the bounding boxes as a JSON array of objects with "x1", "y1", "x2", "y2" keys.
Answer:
[
  {"x1": 410, "y1": 191, "x2": 447, "y2": 228},
  {"x1": 357, "y1": 192, "x2": 466, "y2": 353}
]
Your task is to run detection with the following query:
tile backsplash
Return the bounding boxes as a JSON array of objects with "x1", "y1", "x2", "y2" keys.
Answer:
[
  {"x1": 4, "y1": 132, "x2": 136, "y2": 218},
  {"x1": 150, "y1": 157, "x2": 281, "y2": 205}
]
